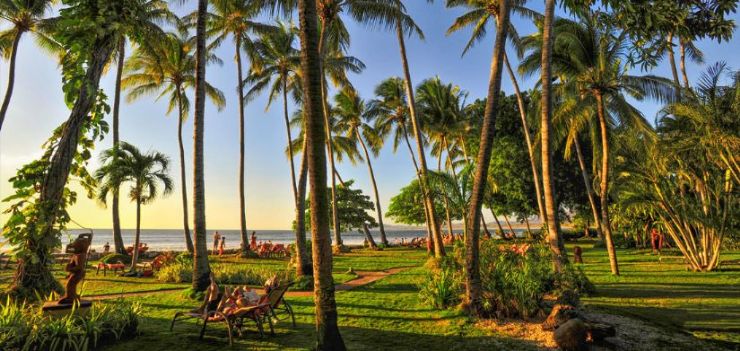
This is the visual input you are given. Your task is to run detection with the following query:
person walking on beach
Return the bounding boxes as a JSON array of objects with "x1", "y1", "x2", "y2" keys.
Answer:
[
  {"x1": 212, "y1": 231, "x2": 221, "y2": 254},
  {"x1": 219, "y1": 236, "x2": 226, "y2": 256}
]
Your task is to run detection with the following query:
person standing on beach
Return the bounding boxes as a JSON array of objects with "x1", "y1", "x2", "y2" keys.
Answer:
[
  {"x1": 213, "y1": 231, "x2": 221, "y2": 254},
  {"x1": 219, "y1": 236, "x2": 226, "y2": 256},
  {"x1": 250, "y1": 231, "x2": 257, "y2": 251}
]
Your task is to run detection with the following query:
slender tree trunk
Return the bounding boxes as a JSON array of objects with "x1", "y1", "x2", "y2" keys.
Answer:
[
  {"x1": 595, "y1": 93, "x2": 619, "y2": 275},
  {"x1": 11, "y1": 36, "x2": 115, "y2": 298},
  {"x1": 402, "y1": 124, "x2": 433, "y2": 250},
  {"x1": 298, "y1": 0, "x2": 345, "y2": 348},
  {"x1": 503, "y1": 213, "x2": 515, "y2": 236},
  {"x1": 666, "y1": 32, "x2": 681, "y2": 97},
  {"x1": 130, "y1": 197, "x2": 142, "y2": 272},
  {"x1": 504, "y1": 52, "x2": 546, "y2": 224},
  {"x1": 176, "y1": 88, "x2": 194, "y2": 253},
  {"x1": 481, "y1": 217, "x2": 491, "y2": 239},
  {"x1": 396, "y1": 21, "x2": 444, "y2": 257},
  {"x1": 295, "y1": 138, "x2": 312, "y2": 277},
  {"x1": 464, "y1": 0, "x2": 509, "y2": 315},
  {"x1": 112, "y1": 39, "x2": 126, "y2": 254},
  {"x1": 540, "y1": 0, "x2": 567, "y2": 273},
  {"x1": 573, "y1": 135, "x2": 603, "y2": 242},
  {"x1": 491, "y1": 207, "x2": 505, "y2": 238},
  {"x1": 362, "y1": 223, "x2": 378, "y2": 249},
  {"x1": 439, "y1": 152, "x2": 455, "y2": 237},
  {"x1": 284, "y1": 82, "x2": 299, "y2": 204},
  {"x1": 358, "y1": 130, "x2": 389, "y2": 246},
  {"x1": 0, "y1": 30, "x2": 23, "y2": 132},
  {"x1": 679, "y1": 37, "x2": 690, "y2": 89},
  {"x1": 236, "y1": 37, "x2": 250, "y2": 257},
  {"x1": 192, "y1": 0, "x2": 211, "y2": 292}
]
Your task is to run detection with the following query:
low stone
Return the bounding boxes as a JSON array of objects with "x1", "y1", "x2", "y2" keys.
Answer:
[
  {"x1": 554, "y1": 318, "x2": 588, "y2": 351},
  {"x1": 543, "y1": 304, "x2": 580, "y2": 331},
  {"x1": 586, "y1": 322, "x2": 616, "y2": 343}
]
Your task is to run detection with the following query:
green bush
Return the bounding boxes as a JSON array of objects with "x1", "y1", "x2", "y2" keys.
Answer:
[
  {"x1": 156, "y1": 259, "x2": 293, "y2": 286},
  {"x1": 155, "y1": 262, "x2": 192, "y2": 283},
  {"x1": 418, "y1": 257, "x2": 463, "y2": 309},
  {"x1": 0, "y1": 298, "x2": 140, "y2": 351},
  {"x1": 100, "y1": 254, "x2": 131, "y2": 265}
]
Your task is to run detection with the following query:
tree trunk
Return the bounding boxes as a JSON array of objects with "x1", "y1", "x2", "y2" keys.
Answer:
[
  {"x1": 402, "y1": 124, "x2": 433, "y2": 252},
  {"x1": 540, "y1": 0, "x2": 567, "y2": 273},
  {"x1": 298, "y1": 0, "x2": 345, "y2": 348},
  {"x1": 504, "y1": 52, "x2": 546, "y2": 224},
  {"x1": 236, "y1": 37, "x2": 250, "y2": 258},
  {"x1": 666, "y1": 32, "x2": 681, "y2": 97},
  {"x1": 295, "y1": 138, "x2": 312, "y2": 277},
  {"x1": 284, "y1": 82, "x2": 299, "y2": 205},
  {"x1": 176, "y1": 88, "x2": 194, "y2": 253},
  {"x1": 358, "y1": 130, "x2": 389, "y2": 246},
  {"x1": 0, "y1": 30, "x2": 23, "y2": 132},
  {"x1": 595, "y1": 92, "x2": 619, "y2": 275},
  {"x1": 12, "y1": 37, "x2": 115, "y2": 297},
  {"x1": 130, "y1": 197, "x2": 142, "y2": 272},
  {"x1": 573, "y1": 135, "x2": 603, "y2": 242},
  {"x1": 362, "y1": 223, "x2": 378, "y2": 250},
  {"x1": 396, "y1": 21, "x2": 444, "y2": 257},
  {"x1": 112, "y1": 39, "x2": 126, "y2": 254},
  {"x1": 464, "y1": 0, "x2": 509, "y2": 316},
  {"x1": 481, "y1": 217, "x2": 491, "y2": 239},
  {"x1": 679, "y1": 37, "x2": 690, "y2": 89},
  {"x1": 439, "y1": 152, "x2": 455, "y2": 237},
  {"x1": 490, "y1": 207, "x2": 505, "y2": 239},
  {"x1": 503, "y1": 213, "x2": 515, "y2": 236},
  {"x1": 192, "y1": 0, "x2": 211, "y2": 292}
]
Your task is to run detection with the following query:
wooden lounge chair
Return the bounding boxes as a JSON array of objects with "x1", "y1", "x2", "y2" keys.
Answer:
[{"x1": 265, "y1": 281, "x2": 296, "y2": 328}]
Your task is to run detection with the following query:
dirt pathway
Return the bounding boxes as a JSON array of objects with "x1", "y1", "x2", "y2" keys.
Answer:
[{"x1": 87, "y1": 266, "x2": 411, "y2": 301}]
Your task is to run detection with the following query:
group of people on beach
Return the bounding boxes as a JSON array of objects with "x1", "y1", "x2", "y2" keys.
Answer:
[{"x1": 212, "y1": 232, "x2": 226, "y2": 256}]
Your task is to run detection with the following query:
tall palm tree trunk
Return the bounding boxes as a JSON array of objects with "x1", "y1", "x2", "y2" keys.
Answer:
[
  {"x1": 490, "y1": 207, "x2": 505, "y2": 238},
  {"x1": 298, "y1": 0, "x2": 345, "y2": 348},
  {"x1": 11, "y1": 36, "x2": 115, "y2": 298},
  {"x1": 112, "y1": 39, "x2": 126, "y2": 254},
  {"x1": 295, "y1": 138, "x2": 312, "y2": 277},
  {"x1": 192, "y1": 0, "x2": 211, "y2": 292},
  {"x1": 595, "y1": 93, "x2": 619, "y2": 275},
  {"x1": 362, "y1": 223, "x2": 378, "y2": 249},
  {"x1": 236, "y1": 36, "x2": 249, "y2": 257},
  {"x1": 402, "y1": 124, "x2": 433, "y2": 251},
  {"x1": 679, "y1": 38, "x2": 690, "y2": 89},
  {"x1": 464, "y1": 0, "x2": 509, "y2": 315},
  {"x1": 0, "y1": 30, "x2": 23, "y2": 132},
  {"x1": 503, "y1": 52, "x2": 546, "y2": 224},
  {"x1": 284, "y1": 83, "x2": 299, "y2": 204},
  {"x1": 357, "y1": 130, "x2": 389, "y2": 246},
  {"x1": 396, "y1": 21, "x2": 444, "y2": 257},
  {"x1": 540, "y1": 0, "x2": 567, "y2": 273},
  {"x1": 573, "y1": 135, "x2": 603, "y2": 241},
  {"x1": 438, "y1": 152, "x2": 455, "y2": 236},
  {"x1": 503, "y1": 213, "x2": 515, "y2": 236},
  {"x1": 666, "y1": 32, "x2": 681, "y2": 97},
  {"x1": 176, "y1": 88, "x2": 194, "y2": 253},
  {"x1": 130, "y1": 197, "x2": 142, "y2": 272}
]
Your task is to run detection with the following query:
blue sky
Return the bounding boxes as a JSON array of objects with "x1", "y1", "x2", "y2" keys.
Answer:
[{"x1": 0, "y1": 2, "x2": 737, "y2": 230}]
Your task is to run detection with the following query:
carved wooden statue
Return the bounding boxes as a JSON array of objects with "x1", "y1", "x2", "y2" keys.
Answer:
[{"x1": 58, "y1": 233, "x2": 92, "y2": 304}]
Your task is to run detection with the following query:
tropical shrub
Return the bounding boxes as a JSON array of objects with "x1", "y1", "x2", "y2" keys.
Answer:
[
  {"x1": 417, "y1": 257, "x2": 463, "y2": 309},
  {"x1": 99, "y1": 254, "x2": 131, "y2": 265}
]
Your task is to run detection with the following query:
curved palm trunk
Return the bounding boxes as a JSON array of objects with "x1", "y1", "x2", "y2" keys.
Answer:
[
  {"x1": 438, "y1": 152, "x2": 455, "y2": 237},
  {"x1": 176, "y1": 88, "x2": 194, "y2": 253},
  {"x1": 396, "y1": 21, "x2": 444, "y2": 257},
  {"x1": 357, "y1": 129, "x2": 389, "y2": 246},
  {"x1": 402, "y1": 124, "x2": 433, "y2": 251},
  {"x1": 490, "y1": 207, "x2": 506, "y2": 239},
  {"x1": 504, "y1": 53, "x2": 546, "y2": 224},
  {"x1": 298, "y1": 0, "x2": 345, "y2": 348},
  {"x1": 595, "y1": 93, "x2": 619, "y2": 275},
  {"x1": 503, "y1": 213, "x2": 515, "y2": 236},
  {"x1": 12, "y1": 37, "x2": 115, "y2": 297},
  {"x1": 192, "y1": 0, "x2": 211, "y2": 292},
  {"x1": 573, "y1": 135, "x2": 603, "y2": 241},
  {"x1": 236, "y1": 37, "x2": 249, "y2": 257},
  {"x1": 112, "y1": 39, "x2": 126, "y2": 254},
  {"x1": 540, "y1": 0, "x2": 567, "y2": 273},
  {"x1": 679, "y1": 38, "x2": 690, "y2": 89},
  {"x1": 362, "y1": 223, "x2": 378, "y2": 249},
  {"x1": 0, "y1": 30, "x2": 23, "y2": 132},
  {"x1": 130, "y1": 197, "x2": 142, "y2": 272},
  {"x1": 284, "y1": 83, "x2": 300, "y2": 204},
  {"x1": 666, "y1": 32, "x2": 681, "y2": 97},
  {"x1": 295, "y1": 138, "x2": 311, "y2": 277},
  {"x1": 464, "y1": 0, "x2": 509, "y2": 315}
]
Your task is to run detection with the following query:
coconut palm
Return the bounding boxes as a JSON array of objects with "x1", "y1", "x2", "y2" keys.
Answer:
[
  {"x1": 520, "y1": 13, "x2": 676, "y2": 275},
  {"x1": 122, "y1": 30, "x2": 225, "y2": 254},
  {"x1": 96, "y1": 142, "x2": 173, "y2": 273},
  {"x1": 297, "y1": 0, "x2": 346, "y2": 347},
  {"x1": 245, "y1": 20, "x2": 311, "y2": 275},
  {"x1": 206, "y1": 0, "x2": 276, "y2": 257},
  {"x1": 333, "y1": 87, "x2": 389, "y2": 246},
  {"x1": 0, "y1": 0, "x2": 58, "y2": 131}
]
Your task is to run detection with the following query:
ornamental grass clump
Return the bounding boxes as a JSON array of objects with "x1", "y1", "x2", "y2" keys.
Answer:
[{"x1": 418, "y1": 256, "x2": 463, "y2": 309}]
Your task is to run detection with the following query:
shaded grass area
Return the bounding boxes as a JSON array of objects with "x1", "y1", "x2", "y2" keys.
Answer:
[{"x1": 572, "y1": 241, "x2": 740, "y2": 346}]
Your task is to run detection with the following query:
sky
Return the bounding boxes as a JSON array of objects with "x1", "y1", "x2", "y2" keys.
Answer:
[{"x1": 0, "y1": 2, "x2": 738, "y2": 231}]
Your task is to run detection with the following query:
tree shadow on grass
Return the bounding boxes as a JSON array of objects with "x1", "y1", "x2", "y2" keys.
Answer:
[{"x1": 594, "y1": 282, "x2": 740, "y2": 299}]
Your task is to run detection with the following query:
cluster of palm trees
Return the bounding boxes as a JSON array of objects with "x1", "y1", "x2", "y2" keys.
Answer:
[{"x1": 1, "y1": 0, "x2": 736, "y2": 349}]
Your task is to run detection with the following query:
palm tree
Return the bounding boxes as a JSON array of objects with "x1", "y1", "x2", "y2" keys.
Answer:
[
  {"x1": 192, "y1": 0, "x2": 210, "y2": 292},
  {"x1": 389, "y1": 0, "x2": 445, "y2": 257},
  {"x1": 207, "y1": 0, "x2": 275, "y2": 257},
  {"x1": 122, "y1": 30, "x2": 226, "y2": 254},
  {"x1": 0, "y1": 0, "x2": 57, "y2": 131},
  {"x1": 245, "y1": 21, "x2": 311, "y2": 275},
  {"x1": 297, "y1": 0, "x2": 346, "y2": 348},
  {"x1": 107, "y1": 0, "x2": 174, "y2": 256},
  {"x1": 445, "y1": 0, "x2": 546, "y2": 224},
  {"x1": 520, "y1": 13, "x2": 676, "y2": 275},
  {"x1": 333, "y1": 87, "x2": 389, "y2": 246},
  {"x1": 96, "y1": 142, "x2": 173, "y2": 273}
]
